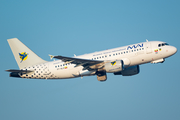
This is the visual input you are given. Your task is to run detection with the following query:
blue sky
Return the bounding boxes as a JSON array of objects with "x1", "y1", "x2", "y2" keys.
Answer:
[{"x1": 0, "y1": 0, "x2": 180, "y2": 120}]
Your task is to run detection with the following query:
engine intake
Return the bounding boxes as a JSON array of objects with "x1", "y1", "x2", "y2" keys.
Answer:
[{"x1": 114, "y1": 65, "x2": 140, "y2": 76}]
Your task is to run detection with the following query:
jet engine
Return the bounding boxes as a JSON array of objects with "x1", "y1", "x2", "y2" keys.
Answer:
[
  {"x1": 114, "y1": 65, "x2": 140, "y2": 76},
  {"x1": 105, "y1": 60, "x2": 124, "y2": 73}
]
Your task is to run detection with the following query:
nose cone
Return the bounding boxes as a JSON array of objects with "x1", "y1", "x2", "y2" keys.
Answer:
[{"x1": 171, "y1": 46, "x2": 177, "y2": 55}]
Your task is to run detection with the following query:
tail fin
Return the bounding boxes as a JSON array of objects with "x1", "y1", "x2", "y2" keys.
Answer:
[{"x1": 7, "y1": 38, "x2": 47, "y2": 69}]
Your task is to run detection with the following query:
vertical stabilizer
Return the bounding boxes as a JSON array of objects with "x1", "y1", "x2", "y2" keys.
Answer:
[{"x1": 7, "y1": 38, "x2": 47, "y2": 69}]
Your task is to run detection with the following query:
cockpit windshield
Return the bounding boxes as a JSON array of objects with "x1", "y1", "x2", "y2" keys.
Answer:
[{"x1": 158, "y1": 43, "x2": 169, "y2": 47}]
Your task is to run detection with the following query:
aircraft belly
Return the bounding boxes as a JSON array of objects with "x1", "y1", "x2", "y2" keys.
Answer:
[
  {"x1": 53, "y1": 67, "x2": 83, "y2": 79},
  {"x1": 129, "y1": 54, "x2": 151, "y2": 66}
]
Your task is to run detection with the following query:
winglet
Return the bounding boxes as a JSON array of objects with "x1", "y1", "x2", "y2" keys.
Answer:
[{"x1": 49, "y1": 54, "x2": 54, "y2": 60}]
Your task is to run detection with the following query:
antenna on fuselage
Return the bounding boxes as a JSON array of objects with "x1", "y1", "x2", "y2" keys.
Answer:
[{"x1": 146, "y1": 39, "x2": 149, "y2": 42}]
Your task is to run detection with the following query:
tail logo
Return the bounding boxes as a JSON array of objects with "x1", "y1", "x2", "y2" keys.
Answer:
[{"x1": 19, "y1": 52, "x2": 28, "y2": 62}]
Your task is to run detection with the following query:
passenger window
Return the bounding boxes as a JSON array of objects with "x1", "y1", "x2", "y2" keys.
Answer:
[
  {"x1": 142, "y1": 48, "x2": 144, "y2": 50},
  {"x1": 109, "y1": 55, "x2": 111, "y2": 57},
  {"x1": 94, "y1": 58, "x2": 96, "y2": 60},
  {"x1": 126, "y1": 51, "x2": 128, "y2": 53},
  {"x1": 132, "y1": 50, "x2": 133, "y2": 52},
  {"x1": 137, "y1": 49, "x2": 138, "y2": 51},
  {"x1": 113, "y1": 54, "x2": 115, "y2": 56},
  {"x1": 105, "y1": 55, "x2": 107, "y2": 57}
]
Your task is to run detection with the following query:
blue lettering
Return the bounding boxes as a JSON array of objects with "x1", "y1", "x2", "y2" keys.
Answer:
[{"x1": 127, "y1": 44, "x2": 143, "y2": 50}]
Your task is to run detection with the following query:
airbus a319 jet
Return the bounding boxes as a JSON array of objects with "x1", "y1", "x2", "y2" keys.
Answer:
[{"x1": 6, "y1": 38, "x2": 177, "y2": 81}]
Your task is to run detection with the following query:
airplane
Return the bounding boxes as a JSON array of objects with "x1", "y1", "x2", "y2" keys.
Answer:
[{"x1": 6, "y1": 38, "x2": 177, "y2": 81}]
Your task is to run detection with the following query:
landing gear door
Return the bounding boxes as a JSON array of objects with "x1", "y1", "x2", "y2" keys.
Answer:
[{"x1": 146, "y1": 42, "x2": 152, "y2": 54}]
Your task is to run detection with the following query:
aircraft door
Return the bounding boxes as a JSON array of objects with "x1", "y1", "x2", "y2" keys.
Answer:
[{"x1": 146, "y1": 42, "x2": 152, "y2": 54}]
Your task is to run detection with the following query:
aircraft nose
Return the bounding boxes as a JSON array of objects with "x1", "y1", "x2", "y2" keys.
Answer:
[{"x1": 171, "y1": 46, "x2": 177, "y2": 55}]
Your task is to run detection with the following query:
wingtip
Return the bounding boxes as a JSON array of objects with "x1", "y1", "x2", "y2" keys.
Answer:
[
  {"x1": 48, "y1": 54, "x2": 54, "y2": 60},
  {"x1": 5, "y1": 69, "x2": 10, "y2": 72}
]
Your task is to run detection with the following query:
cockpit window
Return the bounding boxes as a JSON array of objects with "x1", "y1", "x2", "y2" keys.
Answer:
[{"x1": 158, "y1": 43, "x2": 169, "y2": 47}]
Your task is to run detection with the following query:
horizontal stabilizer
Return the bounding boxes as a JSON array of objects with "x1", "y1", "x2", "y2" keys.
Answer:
[{"x1": 6, "y1": 69, "x2": 34, "y2": 73}]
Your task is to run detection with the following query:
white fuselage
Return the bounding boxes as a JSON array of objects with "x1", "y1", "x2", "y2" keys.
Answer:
[{"x1": 21, "y1": 41, "x2": 177, "y2": 79}]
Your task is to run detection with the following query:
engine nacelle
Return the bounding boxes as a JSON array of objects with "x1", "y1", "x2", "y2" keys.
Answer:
[
  {"x1": 114, "y1": 65, "x2": 140, "y2": 76},
  {"x1": 105, "y1": 60, "x2": 124, "y2": 73}
]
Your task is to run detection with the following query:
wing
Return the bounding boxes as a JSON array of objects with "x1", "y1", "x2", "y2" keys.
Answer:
[{"x1": 53, "y1": 55, "x2": 104, "y2": 70}]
